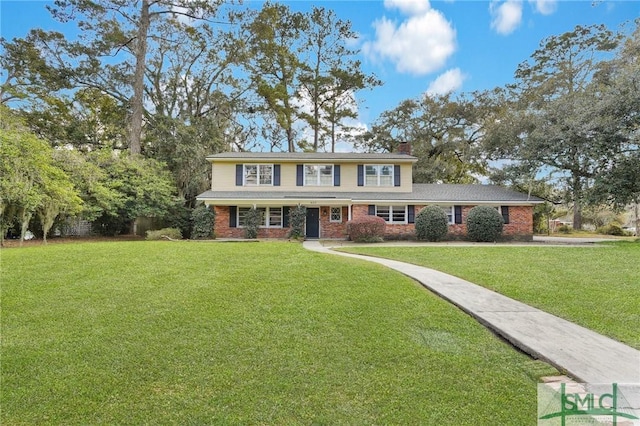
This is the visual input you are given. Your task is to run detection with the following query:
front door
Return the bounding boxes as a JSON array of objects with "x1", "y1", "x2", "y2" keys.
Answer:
[{"x1": 305, "y1": 208, "x2": 320, "y2": 239}]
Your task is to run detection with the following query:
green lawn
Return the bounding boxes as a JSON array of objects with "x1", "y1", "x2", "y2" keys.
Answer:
[
  {"x1": 2, "y1": 241, "x2": 555, "y2": 425},
  {"x1": 340, "y1": 242, "x2": 640, "y2": 350}
]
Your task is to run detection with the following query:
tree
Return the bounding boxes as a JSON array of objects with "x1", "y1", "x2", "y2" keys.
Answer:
[
  {"x1": 89, "y1": 150, "x2": 177, "y2": 235},
  {"x1": 6, "y1": 0, "x2": 225, "y2": 155},
  {"x1": 359, "y1": 93, "x2": 492, "y2": 183},
  {"x1": 589, "y1": 21, "x2": 640, "y2": 231},
  {"x1": 241, "y1": 3, "x2": 307, "y2": 152},
  {"x1": 143, "y1": 18, "x2": 242, "y2": 205},
  {"x1": 298, "y1": 7, "x2": 381, "y2": 152},
  {"x1": 0, "y1": 107, "x2": 82, "y2": 244},
  {"x1": 488, "y1": 25, "x2": 622, "y2": 230}
]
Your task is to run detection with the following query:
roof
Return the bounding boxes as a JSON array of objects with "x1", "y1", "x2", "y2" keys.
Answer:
[
  {"x1": 197, "y1": 184, "x2": 544, "y2": 205},
  {"x1": 206, "y1": 152, "x2": 418, "y2": 163}
]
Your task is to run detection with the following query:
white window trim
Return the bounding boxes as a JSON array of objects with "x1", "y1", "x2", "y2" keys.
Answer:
[
  {"x1": 441, "y1": 206, "x2": 454, "y2": 225},
  {"x1": 237, "y1": 206, "x2": 283, "y2": 228},
  {"x1": 364, "y1": 164, "x2": 394, "y2": 187},
  {"x1": 304, "y1": 164, "x2": 334, "y2": 186},
  {"x1": 375, "y1": 205, "x2": 407, "y2": 224},
  {"x1": 243, "y1": 164, "x2": 274, "y2": 186},
  {"x1": 330, "y1": 206, "x2": 342, "y2": 223}
]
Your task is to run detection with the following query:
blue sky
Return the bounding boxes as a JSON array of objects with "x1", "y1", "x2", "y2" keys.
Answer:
[{"x1": 1, "y1": 0, "x2": 638, "y2": 129}]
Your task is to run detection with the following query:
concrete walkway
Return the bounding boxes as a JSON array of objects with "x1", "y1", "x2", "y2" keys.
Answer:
[{"x1": 303, "y1": 241, "x2": 640, "y2": 391}]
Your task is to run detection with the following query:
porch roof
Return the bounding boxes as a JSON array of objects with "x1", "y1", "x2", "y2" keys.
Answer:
[{"x1": 196, "y1": 184, "x2": 544, "y2": 206}]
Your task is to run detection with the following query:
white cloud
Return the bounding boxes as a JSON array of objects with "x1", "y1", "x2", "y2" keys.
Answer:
[
  {"x1": 530, "y1": 0, "x2": 557, "y2": 15},
  {"x1": 363, "y1": 10, "x2": 456, "y2": 75},
  {"x1": 383, "y1": 0, "x2": 432, "y2": 16},
  {"x1": 425, "y1": 68, "x2": 465, "y2": 96},
  {"x1": 490, "y1": 0, "x2": 523, "y2": 35}
]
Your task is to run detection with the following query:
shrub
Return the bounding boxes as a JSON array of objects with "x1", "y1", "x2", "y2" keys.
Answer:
[
  {"x1": 415, "y1": 205, "x2": 448, "y2": 241},
  {"x1": 596, "y1": 223, "x2": 624, "y2": 236},
  {"x1": 347, "y1": 216, "x2": 386, "y2": 243},
  {"x1": 288, "y1": 206, "x2": 307, "y2": 240},
  {"x1": 243, "y1": 207, "x2": 262, "y2": 239},
  {"x1": 191, "y1": 204, "x2": 215, "y2": 239},
  {"x1": 558, "y1": 224, "x2": 572, "y2": 234},
  {"x1": 145, "y1": 227, "x2": 182, "y2": 240},
  {"x1": 466, "y1": 206, "x2": 504, "y2": 242}
]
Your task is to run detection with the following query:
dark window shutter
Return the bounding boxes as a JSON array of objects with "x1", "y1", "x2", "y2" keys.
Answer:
[
  {"x1": 273, "y1": 164, "x2": 281, "y2": 186},
  {"x1": 229, "y1": 206, "x2": 237, "y2": 228},
  {"x1": 283, "y1": 206, "x2": 290, "y2": 228},
  {"x1": 408, "y1": 205, "x2": 415, "y2": 223},
  {"x1": 368, "y1": 205, "x2": 375, "y2": 215},
  {"x1": 454, "y1": 206, "x2": 462, "y2": 224},
  {"x1": 235, "y1": 165, "x2": 243, "y2": 186},
  {"x1": 334, "y1": 165, "x2": 340, "y2": 186},
  {"x1": 296, "y1": 164, "x2": 303, "y2": 186},
  {"x1": 394, "y1": 165, "x2": 401, "y2": 187},
  {"x1": 501, "y1": 206, "x2": 510, "y2": 224},
  {"x1": 357, "y1": 165, "x2": 364, "y2": 186}
]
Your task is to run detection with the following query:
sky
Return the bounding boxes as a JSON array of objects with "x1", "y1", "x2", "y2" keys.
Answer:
[{"x1": 1, "y1": 0, "x2": 639, "y2": 133}]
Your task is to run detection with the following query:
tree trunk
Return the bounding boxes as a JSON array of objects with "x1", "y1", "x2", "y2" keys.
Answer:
[
  {"x1": 129, "y1": 0, "x2": 151, "y2": 155},
  {"x1": 331, "y1": 120, "x2": 336, "y2": 153},
  {"x1": 572, "y1": 174, "x2": 583, "y2": 230}
]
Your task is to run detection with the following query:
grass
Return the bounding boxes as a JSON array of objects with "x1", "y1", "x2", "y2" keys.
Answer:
[
  {"x1": 340, "y1": 241, "x2": 640, "y2": 350},
  {"x1": 1, "y1": 241, "x2": 556, "y2": 425}
]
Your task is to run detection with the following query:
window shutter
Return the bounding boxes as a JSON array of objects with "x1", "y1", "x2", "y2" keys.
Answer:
[
  {"x1": 296, "y1": 164, "x2": 303, "y2": 186},
  {"x1": 229, "y1": 206, "x2": 237, "y2": 228},
  {"x1": 408, "y1": 205, "x2": 415, "y2": 223},
  {"x1": 368, "y1": 205, "x2": 375, "y2": 215},
  {"x1": 273, "y1": 164, "x2": 281, "y2": 186},
  {"x1": 454, "y1": 206, "x2": 462, "y2": 224},
  {"x1": 334, "y1": 165, "x2": 340, "y2": 186},
  {"x1": 283, "y1": 206, "x2": 290, "y2": 228},
  {"x1": 394, "y1": 165, "x2": 401, "y2": 187},
  {"x1": 357, "y1": 165, "x2": 364, "y2": 186},
  {"x1": 235, "y1": 165, "x2": 243, "y2": 186},
  {"x1": 501, "y1": 206, "x2": 510, "y2": 224}
]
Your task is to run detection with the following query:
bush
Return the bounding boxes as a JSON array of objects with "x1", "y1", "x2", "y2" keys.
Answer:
[
  {"x1": 557, "y1": 224, "x2": 572, "y2": 234},
  {"x1": 347, "y1": 216, "x2": 386, "y2": 243},
  {"x1": 243, "y1": 207, "x2": 262, "y2": 239},
  {"x1": 145, "y1": 227, "x2": 182, "y2": 240},
  {"x1": 596, "y1": 223, "x2": 624, "y2": 236},
  {"x1": 415, "y1": 205, "x2": 448, "y2": 241},
  {"x1": 191, "y1": 204, "x2": 215, "y2": 239},
  {"x1": 288, "y1": 206, "x2": 307, "y2": 240},
  {"x1": 466, "y1": 206, "x2": 504, "y2": 242}
]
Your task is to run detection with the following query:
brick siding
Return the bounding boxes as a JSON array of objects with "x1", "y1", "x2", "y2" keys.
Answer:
[{"x1": 211, "y1": 204, "x2": 534, "y2": 241}]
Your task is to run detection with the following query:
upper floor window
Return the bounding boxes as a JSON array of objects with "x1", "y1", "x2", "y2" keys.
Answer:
[
  {"x1": 304, "y1": 164, "x2": 333, "y2": 186},
  {"x1": 365, "y1": 164, "x2": 394, "y2": 186},
  {"x1": 244, "y1": 164, "x2": 273, "y2": 186}
]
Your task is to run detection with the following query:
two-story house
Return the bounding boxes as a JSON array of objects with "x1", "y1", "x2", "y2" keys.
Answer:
[{"x1": 196, "y1": 152, "x2": 543, "y2": 240}]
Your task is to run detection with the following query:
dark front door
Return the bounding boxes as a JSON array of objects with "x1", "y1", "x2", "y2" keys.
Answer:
[{"x1": 305, "y1": 208, "x2": 320, "y2": 239}]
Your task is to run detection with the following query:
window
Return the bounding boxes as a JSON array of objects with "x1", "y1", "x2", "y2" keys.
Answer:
[
  {"x1": 441, "y1": 206, "x2": 454, "y2": 224},
  {"x1": 304, "y1": 164, "x2": 333, "y2": 186},
  {"x1": 330, "y1": 207, "x2": 342, "y2": 223},
  {"x1": 375, "y1": 205, "x2": 407, "y2": 224},
  {"x1": 365, "y1": 164, "x2": 393, "y2": 186},
  {"x1": 244, "y1": 164, "x2": 273, "y2": 186},
  {"x1": 238, "y1": 207, "x2": 282, "y2": 227}
]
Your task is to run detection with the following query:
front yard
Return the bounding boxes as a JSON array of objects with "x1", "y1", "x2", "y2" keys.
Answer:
[
  {"x1": 341, "y1": 241, "x2": 640, "y2": 350},
  {"x1": 2, "y1": 241, "x2": 555, "y2": 424}
]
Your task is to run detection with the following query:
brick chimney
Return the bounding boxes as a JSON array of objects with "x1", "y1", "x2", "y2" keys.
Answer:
[{"x1": 397, "y1": 142, "x2": 412, "y2": 155}]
